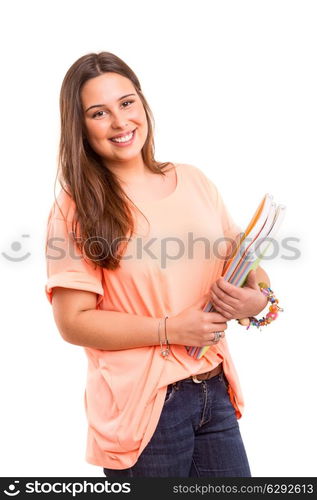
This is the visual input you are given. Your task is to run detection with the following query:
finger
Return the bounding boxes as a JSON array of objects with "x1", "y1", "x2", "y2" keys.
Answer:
[
  {"x1": 206, "y1": 312, "x2": 229, "y2": 322},
  {"x1": 209, "y1": 321, "x2": 228, "y2": 332},
  {"x1": 208, "y1": 300, "x2": 229, "y2": 318},
  {"x1": 211, "y1": 294, "x2": 236, "y2": 315},
  {"x1": 213, "y1": 308, "x2": 233, "y2": 320},
  {"x1": 212, "y1": 330, "x2": 226, "y2": 342},
  {"x1": 206, "y1": 330, "x2": 226, "y2": 344},
  {"x1": 211, "y1": 284, "x2": 239, "y2": 307},
  {"x1": 214, "y1": 278, "x2": 241, "y2": 300}
]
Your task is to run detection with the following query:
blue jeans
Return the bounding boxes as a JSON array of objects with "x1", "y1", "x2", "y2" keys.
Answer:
[{"x1": 103, "y1": 370, "x2": 252, "y2": 477}]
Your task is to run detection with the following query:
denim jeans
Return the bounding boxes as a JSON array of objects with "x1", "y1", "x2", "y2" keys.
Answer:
[{"x1": 103, "y1": 370, "x2": 252, "y2": 477}]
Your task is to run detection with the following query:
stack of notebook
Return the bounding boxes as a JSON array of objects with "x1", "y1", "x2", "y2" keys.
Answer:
[{"x1": 186, "y1": 193, "x2": 286, "y2": 359}]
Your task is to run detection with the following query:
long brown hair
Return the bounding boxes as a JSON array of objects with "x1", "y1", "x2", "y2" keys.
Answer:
[{"x1": 55, "y1": 51, "x2": 173, "y2": 270}]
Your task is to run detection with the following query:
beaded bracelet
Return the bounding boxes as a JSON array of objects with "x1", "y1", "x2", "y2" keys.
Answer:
[
  {"x1": 158, "y1": 316, "x2": 170, "y2": 357},
  {"x1": 237, "y1": 282, "x2": 284, "y2": 330}
]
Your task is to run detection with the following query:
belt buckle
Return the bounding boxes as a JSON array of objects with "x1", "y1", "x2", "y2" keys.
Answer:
[{"x1": 191, "y1": 375, "x2": 203, "y2": 384}]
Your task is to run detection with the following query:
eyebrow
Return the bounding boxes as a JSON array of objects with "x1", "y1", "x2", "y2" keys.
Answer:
[{"x1": 85, "y1": 93, "x2": 136, "y2": 113}]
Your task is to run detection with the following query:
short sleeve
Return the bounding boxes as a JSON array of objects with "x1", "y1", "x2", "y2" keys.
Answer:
[
  {"x1": 44, "y1": 193, "x2": 104, "y2": 307},
  {"x1": 214, "y1": 185, "x2": 243, "y2": 242},
  {"x1": 199, "y1": 171, "x2": 243, "y2": 261}
]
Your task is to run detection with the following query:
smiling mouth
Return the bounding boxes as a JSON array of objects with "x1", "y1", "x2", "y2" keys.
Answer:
[{"x1": 109, "y1": 129, "x2": 136, "y2": 143}]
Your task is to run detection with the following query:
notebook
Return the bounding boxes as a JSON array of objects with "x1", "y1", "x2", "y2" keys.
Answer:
[{"x1": 186, "y1": 194, "x2": 286, "y2": 359}]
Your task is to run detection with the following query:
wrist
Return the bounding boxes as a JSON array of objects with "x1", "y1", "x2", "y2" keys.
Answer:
[
  {"x1": 255, "y1": 290, "x2": 269, "y2": 315},
  {"x1": 157, "y1": 316, "x2": 170, "y2": 357},
  {"x1": 165, "y1": 315, "x2": 179, "y2": 345},
  {"x1": 237, "y1": 282, "x2": 283, "y2": 329}
]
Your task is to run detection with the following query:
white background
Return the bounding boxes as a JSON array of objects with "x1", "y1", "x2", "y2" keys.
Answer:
[{"x1": 0, "y1": 0, "x2": 316, "y2": 478}]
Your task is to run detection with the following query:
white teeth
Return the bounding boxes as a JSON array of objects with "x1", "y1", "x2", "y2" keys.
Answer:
[{"x1": 111, "y1": 131, "x2": 134, "y2": 143}]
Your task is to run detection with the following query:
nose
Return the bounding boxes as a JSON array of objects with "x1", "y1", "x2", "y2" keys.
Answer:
[{"x1": 110, "y1": 109, "x2": 129, "y2": 130}]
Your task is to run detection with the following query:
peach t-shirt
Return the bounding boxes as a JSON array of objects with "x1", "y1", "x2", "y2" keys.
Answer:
[{"x1": 45, "y1": 163, "x2": 244, "y2": 469}]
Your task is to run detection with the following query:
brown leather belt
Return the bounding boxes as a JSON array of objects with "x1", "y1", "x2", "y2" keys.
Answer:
[{"x1": 190, "y1": 362, "x2": 223, "y2": 383}]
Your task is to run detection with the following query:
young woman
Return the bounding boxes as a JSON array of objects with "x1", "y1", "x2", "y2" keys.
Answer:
[{"x1": 45, "y1": 51, "x2": 270, "y2": 477}]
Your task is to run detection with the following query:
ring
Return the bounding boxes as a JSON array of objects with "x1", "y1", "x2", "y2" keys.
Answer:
[{"x1": 211, "y1": 331, "x2": 222, "y2": 343}]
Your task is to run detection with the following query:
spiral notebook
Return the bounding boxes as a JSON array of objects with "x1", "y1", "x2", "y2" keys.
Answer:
[{"x1": 186, "y1": 193, "x2": 286, "y2": 359}]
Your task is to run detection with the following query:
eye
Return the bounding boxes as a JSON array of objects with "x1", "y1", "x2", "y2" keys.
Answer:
[
  {"x1": 91, "y1": 100, "x2": 135, "y2": 119},
  {"x1": 121, "y1": 100, "x2": 135, "y2": 108},
  {"x1": 92, "y1": 110, "x2": 107, "y2": 119}
]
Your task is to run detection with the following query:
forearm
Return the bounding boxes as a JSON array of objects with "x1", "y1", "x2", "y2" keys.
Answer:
[{"x1": 64, "y1": 309, "x2": 167, "y2": 350}]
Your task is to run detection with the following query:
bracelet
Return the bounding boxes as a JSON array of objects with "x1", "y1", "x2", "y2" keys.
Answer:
[
  {"x1": 158, "y1": 316, "x2": 170, "y2": 357},
  {"x1": 237, "y1": 282, "x2": 284, "y2": 330}
]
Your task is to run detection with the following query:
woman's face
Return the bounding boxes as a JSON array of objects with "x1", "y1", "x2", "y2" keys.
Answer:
[{"x1": 81, "y1": 72, "x2": 148, "y2": 167}]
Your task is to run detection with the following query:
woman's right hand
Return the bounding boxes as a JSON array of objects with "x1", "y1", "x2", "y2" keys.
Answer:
[{"x1": 167, "y1": 294, "x2": 228, "y2": 347}]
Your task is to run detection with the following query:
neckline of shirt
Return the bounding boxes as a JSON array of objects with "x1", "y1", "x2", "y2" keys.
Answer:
[{"x1": 135, "y1": 163, "x2": 181, "y2": 206}]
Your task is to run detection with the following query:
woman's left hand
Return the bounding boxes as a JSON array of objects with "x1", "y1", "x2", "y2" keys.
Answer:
[{"x1": 210, "y1": 270, "x2": 268, "y2": 320}]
